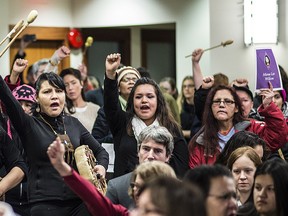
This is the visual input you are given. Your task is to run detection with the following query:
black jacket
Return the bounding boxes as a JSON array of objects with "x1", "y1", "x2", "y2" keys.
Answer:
[
  {"x1": 92, "y1": 107, "x2": 113, "y2": 144},
  {"x1": 104, "y1": 77, "x2": 189, "y2": 178},
  {"x1": 0, "y1": 75, "x2": 109, "y2": 203}
]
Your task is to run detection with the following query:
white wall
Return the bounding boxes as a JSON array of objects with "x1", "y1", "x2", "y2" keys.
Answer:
[
  {"x1": 176, "y1": 0, "x2": 210, "y2": 89},
  {"x1": 71, "y1": 0, "x2": 211, "y2": 88},
  {"x1": 8, "y1": 0, "x2": 72, "y2": 27},
  {"x1": 0, "y1": 0, "x2": 287, "y2": 93},
  {"x1": 71, "y1": 0, "x2": 179, "y2": 27},
  {"x1": 209, "y1": 0, "x2": 288, "y2": 92},
  {"x1": 0, "y1": 0, "x2": 10, "y2": 74},
  {"x1": 0, "y1": 0, "x2": 72, "y2": 76}
]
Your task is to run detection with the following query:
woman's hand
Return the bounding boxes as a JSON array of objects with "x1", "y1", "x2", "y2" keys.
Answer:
[
  {"x1": 12, "y1": 58, "x2": 28, "y2": 75},
  {"x1": 259, "y1": 82, "x2": 274, "y2": 108},
  {"x1": 202, "y1": 76, "x2": 214, "y2": 89},
  {"x1": 57, "y1": 46, "x2": 70, "y2": 61},
  {"x1": 94, "y1": 165, "x2": 106, "y2": 178},
  {"x1": 78, "y1": 63, "x2": 88, "y2": 81},
  {"x1": 10, "y1": 58, "x2": 29, "y2": 84},
  {"x1": 47, "y1": 137, "x2": 72, "y2": 177},
  {"x1": 192, "y1": 49, "x2": 204, "y2": 64},
  {"x1": 105, "y1": 53, "x2": 121, "y2": 80}
]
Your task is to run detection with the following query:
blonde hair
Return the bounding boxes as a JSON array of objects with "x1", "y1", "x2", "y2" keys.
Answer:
[
  {"x1": 128, "y1": 161, "x2": 176, "y2": 197},
  {"x1": 177, "y1": 76, "x2": 194, "y2": 113},
  {"x1": 227, "y1": 146, "x2": 262, "y2": 170}
]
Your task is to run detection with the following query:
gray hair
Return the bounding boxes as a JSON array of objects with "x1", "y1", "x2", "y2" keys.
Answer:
[
  {"x1": 138, "y1": 125, "x2": 174, "y2": 157},
  {"x1": 29, "y1": 58, "x2": 49, "y2": 75}
]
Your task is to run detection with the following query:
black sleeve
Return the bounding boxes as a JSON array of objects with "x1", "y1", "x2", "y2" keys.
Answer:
[
  {"x1": 168, "y1": 137, "x2": 189, "y2": 178},
  {"x1": 92, "y1": 107, "x2": 114, "y2": 144},
  {"x1": 0, "y1": 126, "x2": 28, "y2": 177},
  {"x1": 103, "y1": 76, "x2": 127, "y2": 136},
  {"x1": 194, "y1": 86, "x2": 211, "y2": 121}
]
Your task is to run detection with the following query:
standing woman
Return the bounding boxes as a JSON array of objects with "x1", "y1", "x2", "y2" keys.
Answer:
[
  {"x1": 253, "y1": 158, "x2": 288, "y2": 216},
  {"x1": 189, "y1": 84, "x2": 286, "y2": 168},
  {"x1": 104, "y1": 53, "x2": 189, "y2": 178},
  {"x1": 0, "y1": 72, "x2": 108, "y2": 216},
  {"x1": 177, "y1": 75, "x2": 195, "y2": 142},
  {"x1": 60, "y1": 68, "x2": 100, "y2": 133}
]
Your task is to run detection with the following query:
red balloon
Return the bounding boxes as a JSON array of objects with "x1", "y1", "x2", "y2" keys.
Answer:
[{"x1": 68, "y1": 28, "x2": 83, "y2": 49}]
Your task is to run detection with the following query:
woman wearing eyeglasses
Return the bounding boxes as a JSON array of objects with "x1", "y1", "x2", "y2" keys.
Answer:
[{"x1": 188, "y1": 79, "x2": 286, "y2": 168}]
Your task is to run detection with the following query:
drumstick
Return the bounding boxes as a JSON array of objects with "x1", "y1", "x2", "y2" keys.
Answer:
[
  {"x1": 0, "y1": 20, "x2": 24, "y2": 46},
  {"x1": 185, "y1": 40, "x2": 234, "y2": 58},
  {"x1": 82, "y1": 36, "x2": 93, "y2": 63},
  {"x1": 0, "y1": 10, "x2": 38, "y2": 57}
]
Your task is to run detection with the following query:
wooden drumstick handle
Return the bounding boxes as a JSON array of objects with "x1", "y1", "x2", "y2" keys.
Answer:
[
  {"x1": 0, "y1": 10, "x2": 38, "y2": 57},
  {"x1": 0, "y1": 20, "x2": 24, "y2": 46},
  {"x1": 185, "y1": 40, "x2": 234, "y2": 58}
]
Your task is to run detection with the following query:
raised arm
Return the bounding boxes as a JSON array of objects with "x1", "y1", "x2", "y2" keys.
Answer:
[
  {"x1": 0, "y1": 75, "x2": 29, "y2": 136},
  {"x1": 192, "y1": 49, "x2": 204, "y2": 90},
  {"x1": 194, "y1": 76, "x2": 214, "y2": 121},
  {"x1": 103, "y1": 53, "x2": 127, "y2": 136},
  {"x1": 105, "y1": 53, "x2": 121, "y2": 80},
  {"x1": 44, "y1": 45, "x2": 70, "y2": 73},
  {"x1": 47, "y1": 137, "x2": 128, "y2": 216},
  {"x1": 9, "y1": 58, "x2": 29, "y2": 85},
  {"x1": 254, "y1": 82, "x2": 287, "y2": 151}
]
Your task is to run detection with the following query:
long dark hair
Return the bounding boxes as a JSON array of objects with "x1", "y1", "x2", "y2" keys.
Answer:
[
  {"x1": 216, "y1": 131, "x2": 269, "y2": 165},
  {"x1": 189, "y1": 85, "x2": 244, "y2": 158},
  {"x1": 254, "y1": 158, "x2": 288, "y2": 216},
  {"x1": 126, "y1": 77, "x2": 181, "y2": 137},
  {"x1": 32, "y1": 72, "x2": 74, "y2": 115},
  {"x1": 59, "y1": 68, "x2": 86, "y2": 113}
]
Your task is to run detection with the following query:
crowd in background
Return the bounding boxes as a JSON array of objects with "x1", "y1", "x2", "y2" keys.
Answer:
[{"x1": 0, "y1": 36, "x2": 287, "y2": 216}]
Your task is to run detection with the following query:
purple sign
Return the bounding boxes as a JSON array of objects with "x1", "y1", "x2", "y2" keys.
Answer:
[{"x1": 255, "y1": 48, "x2": 282, "y2": 90}]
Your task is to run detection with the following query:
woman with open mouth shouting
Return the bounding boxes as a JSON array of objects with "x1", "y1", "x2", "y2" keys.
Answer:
[{"x1": 104, "y1": 53, "x2": 189, "y2": 178}]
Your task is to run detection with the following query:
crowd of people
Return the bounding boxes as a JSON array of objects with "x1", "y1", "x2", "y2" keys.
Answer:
[{"x1": 0, "y1": 38, "x2": 287, "y2": 216}]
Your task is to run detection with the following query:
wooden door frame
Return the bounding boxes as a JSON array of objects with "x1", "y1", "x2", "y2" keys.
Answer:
[{"x1": 9, "y1": 26, "x2": 70, "y2": 68}]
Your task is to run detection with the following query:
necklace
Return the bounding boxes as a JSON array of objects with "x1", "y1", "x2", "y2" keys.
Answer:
[
  {"x1": 39, "y1": 114, "x2": 75, "y2": 164},
  {"x1": 39, "y1": 114, "x2": 59, "y2": 135}
]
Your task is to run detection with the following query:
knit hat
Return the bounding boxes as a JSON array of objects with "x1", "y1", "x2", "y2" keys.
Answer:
[
  {"x1": 116, "y1": 66, "x2": 141, "y2": 85},
  {"x1": 233, "y1": 85, "x2": 254, "y2": 101},
  {"x1": 12, "y1": 84, "x2": 36, "y2": 103}
]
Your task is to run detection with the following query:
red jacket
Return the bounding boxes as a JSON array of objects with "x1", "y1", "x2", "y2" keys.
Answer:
[
  {"x1": 189, "y1": 102, "x2": 287, "y2": 168},
  {"x1": 64, "y1": 170, "x2": 129, "y2": 216}
]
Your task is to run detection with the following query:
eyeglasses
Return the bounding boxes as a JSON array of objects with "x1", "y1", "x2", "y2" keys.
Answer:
[
  {"x1": 121, "y1": 77, "x2": 138, "y2": 83},
  {"x1": 209, "y1": 192, "x2": 237, "y2": 201},
  {"x1": 212, "y1": 99, "x2": 235, "y2": 106}
]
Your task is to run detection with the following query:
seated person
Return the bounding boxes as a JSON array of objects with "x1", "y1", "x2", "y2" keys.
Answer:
[{"x1": 106, "y1": 125, "x2": 174, "y2": 208}]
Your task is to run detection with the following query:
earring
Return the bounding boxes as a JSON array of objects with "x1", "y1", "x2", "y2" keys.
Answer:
[{"x1": 36, "y1": 103, "x2": 40, "y2": 113}]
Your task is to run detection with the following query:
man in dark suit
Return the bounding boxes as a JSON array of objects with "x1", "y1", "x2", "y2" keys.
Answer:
[{"x1": 105, "y1": 125, "x2": 174, "y2": 208}]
